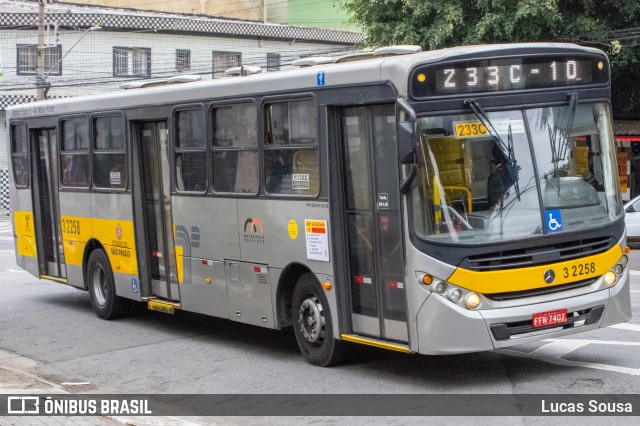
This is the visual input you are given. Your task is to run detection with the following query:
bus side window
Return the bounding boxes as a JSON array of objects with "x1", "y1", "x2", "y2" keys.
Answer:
[
  {"x1": 60, "y1": 117, "x2": 90, "y2": 188},
  {"x1": 10, "y1": 123, "x2": 29, "y2": 188},
  {"x1": 211, "y1": 103, "x2": 258, "y2": 194},
  {"x1": 263, "y1": 99, "x2": 319, "y2": 196},
  {"x1": 93, "y1": 115, "x2": 127, "y2": 190},
  {"x1": 175, "y1": 108, "x2": 207, "y2": 193}
]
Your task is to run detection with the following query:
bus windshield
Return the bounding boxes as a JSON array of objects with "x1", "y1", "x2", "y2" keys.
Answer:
[{"x1": 411, "y1": 102, "x2": 622, "y2": 244}]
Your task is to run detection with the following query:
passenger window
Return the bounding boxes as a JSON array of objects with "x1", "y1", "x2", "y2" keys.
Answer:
[
  {"x1": 10, "y1": 123, "x2": 29, "y2": 188},
  {"x1": 93, "y1": 116, "x2": 127, "y2": 189},
  {"x1": 211, "y1": 103, "x2": 258, "y2": 194},
  {"x1": 175, "y1": 108, "x2": 207, "y2": 193},
  {"x1": 60, "y1": 117, "x2": 90, "y2": 188},
  {"x1": 264, "y1": 99, "x2": 319, "y2": 196}
]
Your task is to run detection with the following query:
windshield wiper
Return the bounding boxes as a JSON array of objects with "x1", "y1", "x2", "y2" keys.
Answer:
[
  {"x1": 548, "y1": 92, "x2": 579, "y2": 194},
  {"x1": 464, "y1": 99, "x2": 521, "y2": 201}
]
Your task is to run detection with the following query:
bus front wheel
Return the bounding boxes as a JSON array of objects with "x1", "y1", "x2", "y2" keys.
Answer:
[
  {"x1": 87, "y1": 249, "x2": 129, "y2": 320},
  {"x1": 292, "y1": 273, "x2": 345, "y2": 367}
]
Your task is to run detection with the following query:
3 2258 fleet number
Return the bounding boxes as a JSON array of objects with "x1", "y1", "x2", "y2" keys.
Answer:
[{"x1": 563, "y1": 262, "x2": 595, "y2": 278}]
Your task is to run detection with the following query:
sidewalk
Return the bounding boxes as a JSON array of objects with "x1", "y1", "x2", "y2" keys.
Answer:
[{"x1": 0, "y1": 350, "x2": 121, "y2": 426}]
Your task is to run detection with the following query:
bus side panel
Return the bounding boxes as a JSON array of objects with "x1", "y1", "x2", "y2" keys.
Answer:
[
  {"x1": 58, "y1": 191, "x2": 92, "y2": 289},
  {"x1": 171, "y1": 196, "x2": 238, "y2": 317},
  {"x1": 13, "y1": 189, "x2": 38, "y2": 276},
  {"x1": 91, "y1": 192, "x2": 139, "y2": 300},
  {"x1": 237, "y1": 199, "x2": 339, "y2": 335}
]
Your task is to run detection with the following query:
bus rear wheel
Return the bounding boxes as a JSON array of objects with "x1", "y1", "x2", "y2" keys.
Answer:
[
  {"x1": 292, "y1": 273, "x2": 345, "y2": 367},
  {"x1": 87, "y1": 249, "x2": 130, "y2": 320}
]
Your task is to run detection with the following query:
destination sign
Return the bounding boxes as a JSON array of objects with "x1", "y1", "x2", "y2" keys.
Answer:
[{"x1": 411, "y1": 55, "x2": 608, "y2": 97}]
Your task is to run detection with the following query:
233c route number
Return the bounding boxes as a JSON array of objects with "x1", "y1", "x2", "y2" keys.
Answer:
[
  {"x1": 563, "y1": 262, "x2": 596, "y2": 279},
  {"x1": 454, "y1": 121, "x2": 489, "y2": 138}
]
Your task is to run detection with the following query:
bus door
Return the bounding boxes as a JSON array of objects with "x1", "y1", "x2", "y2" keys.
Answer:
[
  {"x1": 134, "y1": 121, "x2": 180, "y2": 302},
  {"x1": 31, "y1": 128, "x2": 66, "y2": 279},
  {"x1": 335, "y1": 104, "x2": 408, "y2": 342}
]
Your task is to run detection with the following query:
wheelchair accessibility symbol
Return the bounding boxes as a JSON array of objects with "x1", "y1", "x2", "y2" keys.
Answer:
[{"x1": 545, "y1": 209, "x2": 563, "y2": 233}]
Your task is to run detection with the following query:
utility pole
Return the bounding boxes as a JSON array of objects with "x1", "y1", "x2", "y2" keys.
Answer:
[{"x1": 36, "y1": 0, "x2": 46, "y2": 100}]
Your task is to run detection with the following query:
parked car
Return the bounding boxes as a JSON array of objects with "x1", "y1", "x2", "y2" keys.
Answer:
[{"x1": 624, "y1": 195, "x2": 640, "y2": 245}]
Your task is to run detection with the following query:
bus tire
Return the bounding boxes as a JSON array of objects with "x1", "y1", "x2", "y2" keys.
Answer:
[
  {"x1": 292, "y1": 273, "x2": 345, "y2": 367},
  {"x1": 87, "y1": 249, "x2": 129, "y2": 320}
]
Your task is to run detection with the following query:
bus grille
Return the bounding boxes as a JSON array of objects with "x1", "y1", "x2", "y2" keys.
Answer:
[
  {"x1": 462, "y1": 237, "x2": 612, "y2": 272},
  {"x1": 490, "y1": 305, "x2": 605, "y2": 341},
  {"x1": 486, "y1": 278, "x2": 596, "y2": 301}
]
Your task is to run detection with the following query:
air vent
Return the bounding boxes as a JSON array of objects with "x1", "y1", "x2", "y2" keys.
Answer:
[{"x1": 462, "y1": 237, "x2": 613, "y2": 272}]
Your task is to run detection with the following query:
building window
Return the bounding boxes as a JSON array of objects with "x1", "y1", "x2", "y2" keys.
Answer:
[
  {"x1": 267, "y1": 52, "x2": 281, "y2": 72},
  {"x1": 176, "y1": 49, "x2": 191, "y2": 72},
  {"x1": 60, "y1": 117, "x2": 90, "y2": 188},
  {"x1": 175, "y1": 108, "x2": 207, "y2": 193},
  {"x1": 212, "y1": 51, "x2": 241, "y2": 78},
  {"x1": 93, "y1": 116, "x2": 127, "y2": 190},
  {"x1": 113, "y1": 47, "x2": 151, "y2": 77},
  {"x1": 212, "y1": 103, "x2": 258, "y2": 194},
  {"x1": 17, "y1": 44, "x2": 62, "y2": 75},
  {"x1": 264, "y1": 99, "x2": 319, "y2": 196}
]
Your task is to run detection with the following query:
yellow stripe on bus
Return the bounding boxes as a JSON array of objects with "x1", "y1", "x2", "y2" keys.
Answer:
[
  {"x1": 13, "y1": 211, "x2": 36, "y2": 258},
  {"x1": 340, "y1": 334, "x2": 411, "y2": 353},
  {"x1": 447, "y1": 244, "x2": 623, "y2": 294}
]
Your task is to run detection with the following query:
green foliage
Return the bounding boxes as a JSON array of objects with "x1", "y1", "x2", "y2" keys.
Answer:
[{"x1": 339, "y1": 0, "x2": 640, "y2": 118}]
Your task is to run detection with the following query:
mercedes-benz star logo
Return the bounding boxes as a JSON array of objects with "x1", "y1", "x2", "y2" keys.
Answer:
[{"x1": 543, "y1": 269, "x2": 556, "y2": 284}]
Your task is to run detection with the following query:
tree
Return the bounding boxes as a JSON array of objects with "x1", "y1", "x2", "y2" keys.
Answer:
[{"x1": 340, "y1": 0, "x2": 640, "y2": 118}]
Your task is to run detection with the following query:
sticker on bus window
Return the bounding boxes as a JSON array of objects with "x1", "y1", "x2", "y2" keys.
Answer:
[
  {"x1": 292, "y1": 174, "x2": 310, "y2": 190},
  {"x1": 453, "y1": 119, "x2": 525, "y2": 138},
  {"x1": 545, "y1": 209, "x2": 563, "y2": 233},
  {"x1": 110, "y1": 171, "x2": 121, "y2": 185}
]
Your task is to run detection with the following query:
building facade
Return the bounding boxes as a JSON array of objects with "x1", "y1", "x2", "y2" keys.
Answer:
[
  {"x1": 53, "y1": 0, "x2": 357, "y2": 30},
  {"x1": 0, "y1": 0, "x2": 364, "y2": 213}
]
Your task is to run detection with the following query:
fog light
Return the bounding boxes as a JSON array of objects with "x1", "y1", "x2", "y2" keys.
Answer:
[
  {"x1": 613, "y1": 264, "x2": 624, "y2": 275},
  {"x1": 465, "y1": 293, "x2": 481, "y2": 310},
  {"x1": 448, "y1": 288, "x2": 462, "y2": 302},
  {"x1": 619, "y1": 254, "x2": 628, "y2": 266},
  {"x1": 434, "y1": 281, "x2": 448, "y2": 294},
  {"x1": 603, "y1": 271, "x2": 617, "y2": 286}
]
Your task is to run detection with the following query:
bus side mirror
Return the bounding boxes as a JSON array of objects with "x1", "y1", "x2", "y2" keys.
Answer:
[{"x1": 398, "y1": 121, "x2": 416, "y2": 164}]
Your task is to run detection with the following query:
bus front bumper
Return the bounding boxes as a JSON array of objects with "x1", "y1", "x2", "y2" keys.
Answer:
[{"x1": 414, "y1": 272, "x2": 632, "y2": 355}]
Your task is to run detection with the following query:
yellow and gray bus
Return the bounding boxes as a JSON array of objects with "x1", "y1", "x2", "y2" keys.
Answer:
[{"x1": 7, "y1": 43, "x2": 631, "y2": 366}]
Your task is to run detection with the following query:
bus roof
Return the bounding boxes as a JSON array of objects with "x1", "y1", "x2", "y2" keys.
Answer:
[{"x1": 7, "y1": 43, "x2": 604, "y2": 120}]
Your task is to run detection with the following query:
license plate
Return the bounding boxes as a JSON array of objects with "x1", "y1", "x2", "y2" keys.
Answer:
[{"x1": 532, "y1": 309, "x2": 567, "y2": 328}]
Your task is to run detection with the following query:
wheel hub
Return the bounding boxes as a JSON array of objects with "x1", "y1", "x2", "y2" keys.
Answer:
[{"x1": 298, "y1": 296, "x2": 325, "y2": 345}]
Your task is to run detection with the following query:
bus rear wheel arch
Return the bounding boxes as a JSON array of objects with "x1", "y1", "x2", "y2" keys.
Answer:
[
  {"x1": 292, "y1": 273, "x2": 345, "y2": 367},
  {"x1": 86, "y1": 249, "x2": 131, "y2": 320}
]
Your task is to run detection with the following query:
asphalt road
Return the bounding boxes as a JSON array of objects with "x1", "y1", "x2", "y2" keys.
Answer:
[{"x1": 0, "y1": 219, "x2": 639, "y2": 424}]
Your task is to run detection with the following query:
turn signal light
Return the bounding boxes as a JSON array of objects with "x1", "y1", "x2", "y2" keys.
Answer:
[
  {"x1": 323, "y1": 282, "x2": 333, "y2": 291},
  {"x1": 421, "y1": 274, "x2": 433, "y2": 286},
  {"x1": 624, "y1": 246, "x2": 631, "y2": 254}
]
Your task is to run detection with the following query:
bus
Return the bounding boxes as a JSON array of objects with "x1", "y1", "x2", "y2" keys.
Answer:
[{"x1": 7, "y1": 43, "x2": 632, "y2": 366}]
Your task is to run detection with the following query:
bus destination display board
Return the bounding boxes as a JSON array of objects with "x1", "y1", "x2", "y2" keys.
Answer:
[{"x1": 411, "y1": 56, "x2": 608, "y2": 98}]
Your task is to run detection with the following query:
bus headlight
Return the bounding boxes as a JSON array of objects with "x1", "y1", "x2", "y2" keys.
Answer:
[
  {"x1": 465, "y1": 293, "x2": 481, "y2": 310},
  {"x1": 603, "y1": 271, "x2": 617, "y2": 286},
  {"x1": 448, "y1": 288, "x2": 462, "y2": 302},
  {"x1": 619, "y1": 254, "x2": 628, "y2": 266},
  {"x1": 613, "y1": 263, "x2": 624, "y2": 275},
  {"x1": 434, "y1": 281, "x2": 448, "y2": 295}
]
